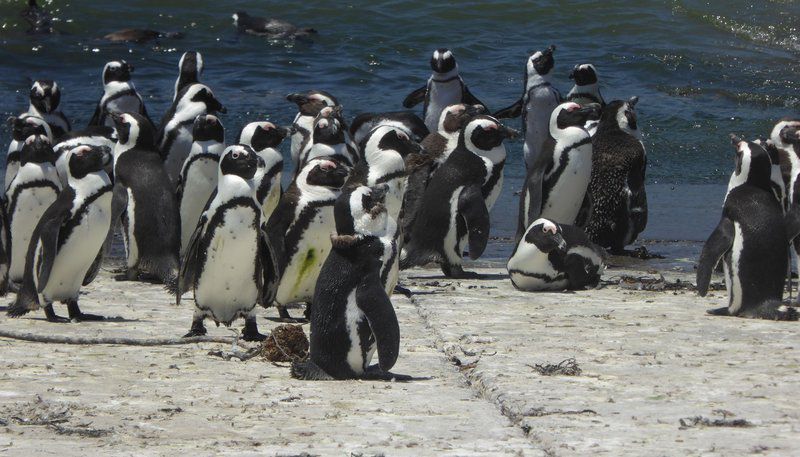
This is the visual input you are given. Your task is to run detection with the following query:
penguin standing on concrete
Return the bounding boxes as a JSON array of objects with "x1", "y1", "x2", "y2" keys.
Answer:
[
  {"x1": 26, "y1": 80, "x2": 70, "y2": 139},
  {"x1": 403, "y1": 48, "x2": 486, "y2": 133},
  {"x1": 174, "y1": 51, "x2": 203, "y2": 102},
  {"x1": 5, "y1": 114, "x2": 52, "y2": 194},
  {"x1": 88, "y1": 60, "x2": 150, "y2": 128},
  {"x1": 286, "y1": 90, "x2": 340, "y2": 169},
  {"x1": 238, "y1": 121, "x2": 289, "y2": 220}
]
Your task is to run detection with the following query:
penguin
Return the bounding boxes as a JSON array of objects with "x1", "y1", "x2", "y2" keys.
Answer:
[
  {"x1": 758, "y1": 139, "x2": 787, "y2": 208},
  {"x1": 566, "y1": 63, "x2": 605, "y2": 135},
  {"x1": 53, "y1": 126, "x2": 116, "y2": 189},
  {"x1": 6, "y1": 135, "x2": 61, "y2": 284},
  {"x1": 507, "y1": 218, "x2": 605, "y2": 291},
  {"x1": 770, "y1": 120, "x2": 800, "y2": 274},
  {"x1": 7, "y1": 145, "x2": 113, "y2": 322},
  {"x1": 88, "y1": 60, "x2": 150, "y2": 128},
  {"x1": 238, "y1": 121, "x2": 289, "y2": 220},
  {"x1": 5, "y1": 114, "x2": 52, "y2": 194},
  {"x1": 26, "y1": 80, "x2": 70, "y2": 139},
  {"x1": 174, "y1": 51, "x2": 203, "y2": 102},
  {"x1": 403, "y1": 48, "x2": 486, "y2": 133},
  {"x1": 291, "y1": 185, "x2": 401, "y2": 380},
  {"x1": 516, "y1": 102, "x2": 598, "y2": 243},
  {"x1": 21, "y1": 0, "x2": 54, "y2": 34},
  {"x1": 158, "y1": 83, "x2": 226, "y2": 186},
  {"x1": 286, "y1": 90, "x2": 340, "y2": 169},
  {"x1": 177, "y1": 114, "x2": 225, "y2": 257},
  {"x1": 232, "y1": 11, "x2": 318, "y2": 39},
  {"x1": 349, "y1": 111, "x2": 429, "y2": 146},
  {"x1": 103, "y1": 29, "x2": 184, "y2": 44},
  {"x1": 400, "y1": 116, "x2": 517, "y2": 278},
  {"x1": 267, "y1": 157, "x2": 349, "y2": 320},
  {"x1": 178, "y1": 145, "x2": 279, "y2": 341},
  {"x1": 0, "y1": 202, "x2": 9, "y2": 296},
  {"x1": 110, "y1": 113, "x2": 180, "y2": 290},
  {"x1": 581, "y1": 97, "x2": 647, "y2": 252},
  {"x1": 298, "y1": 106, "x2": 358, "y2": 171},
  {"x1": 697, "y1": 135, "x2": 797, "y2": 321},
  {"x1": 494, "y1": 45, "x2": 561, "y2": 169}
]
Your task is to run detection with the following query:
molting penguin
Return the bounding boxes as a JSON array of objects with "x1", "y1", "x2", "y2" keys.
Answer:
[
  {"x1": 158, "y1": 83, "x2": 226, "y2": 185},
  {"x1": 581, "y1": 97, "x2": 647, "y2": 252},
  {"x1": 27, "y1": 80, "x2": 70, "y2": 139},
  {"x1": 110, "y1": 113, "x2": 180, "y2": 290},
  {"x1": 267, "y1": 157, "x2": 349, "y2": 320},
  {"x1": 178, "y1": 114, "x2": 225, "y2": 256},
  {"x1": 238, "y1": 121, "x2": 289, "y2": 220},
  {"x1": 403, "y1": 48, "x2": 486, "y2": 133},
  {"x1": 291, "y1": 185, "x2": 401, "y2": 380},
  {"x1": 298, "y1": 106, "x2": 358, "y2": 171},
  {"x1": 53, "y1": 126, "x2": 116, "y2": 189},
  {"x1": 5, "y1": 114, "x2": 52, "y2": 194},
  {"x1": 350, "y1": 111, "x2": 429, "y2": 146},
  {"x1": 178, "y1": 144, "x2": 279, "y2": 341},
  {"x1": 88, "y1": 60, "x2": 150, "y2": 128},
  {"x1": 507, "y1": 218, "x2": 605, "y2": 291},
  {"x1": 494, "y1": 45, "x2": 561, "y2": 170},
  {"x1": 697, "y1": 135, "x2": 797, "y2": 320},
  {"x1": 8, "y1": 145, "x2": 113, "y2": 322},
  {"x1": 174, "y1": 51, "x2": 203, "y2": 102},
  {"x1": 401, "y1": 116, "x2": 517, "y2": 278},
  {"x1": 286, "y1": 90, "x2": 340, "y2": 169},
  {"x1": 517, "y1": 102, "x2": 597, "y2": 243}
]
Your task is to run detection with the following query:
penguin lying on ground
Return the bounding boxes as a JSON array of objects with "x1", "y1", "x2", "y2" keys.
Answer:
[
  {"x1": 350, "y1": 111, "x2": 429, "y2": 145},
  {"x1": 507, "y1": 218, "x2": 604, "y2": 292},
  {"x1": 88, "y1": 60, "x2": 150, "y2": 128},
  {"x1": 103, "y1": 29, "x2": 185, "y2": 44},
  {"x1": 238, "y1": 121, "x2": 289, "y2": 221},
  {"x1": 232, "y1": 11, "x2": 317, "y2": 39},
  {"x1": 5, "y1": 114, "x2": 52, "y2": 194},
  {"x1": 286, "y1": 90, "x2": 340, "y2": 168},
  {"x1": 26, "y1": 80, "x2": 70, "y2": 139}
]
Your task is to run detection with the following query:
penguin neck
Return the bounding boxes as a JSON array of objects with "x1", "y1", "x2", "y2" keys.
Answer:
[
  {"x1": 190, "y1": 140, "x2": 224, "y2": 157},
  {"x1": 567, "y1": 82, "x2": 600, "y2": 99},
  {"x1": 174, "y1": 99, "x2": 209, "y2": 123},
  {"x1": 526, "y1": 71, "x2": 552, "y2": 92},
  {"x1": 298, "y1": 178, "x2": 340, "y2": 203},
  {"x1": 216, "y1": 173, "x2": 255, "y2": 200},
  {"x1": 104, "y1": 80, "x2": 134, "y2": 97},
  {"x1": 68, "y1": 170, "x2": 111, "y2": 196},
  {"x1": 431, "y1": 66, "x2": 460, "y2": 83},
  {"x1": 551, "y1": 124, "x2": 589, "y2": 145},
  {"x1": 27, "y1": 103, "x2": 45, "y2": 117},
  {"x1": 255, "y1": 147, "x2": 283, "y2": 171},
  {"x1": 365, "y1": 146, "x2": 404, "y2": 176}
]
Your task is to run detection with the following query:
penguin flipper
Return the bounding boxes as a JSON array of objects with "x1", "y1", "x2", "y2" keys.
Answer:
[
  {"x1": 517, "y1": 167, "x2": 545, "y2": 243},
  {"x1": 35, "y1": 189, "x2": 74, "y2": 293},
  {"x1": 402, "y1": 86, "x2": 427, "y2": 109},
  {"x1": 462, "y1": 85, "x2": 487, "y2": 112},
  {"x1": 493, "y1": 99, "x2": 523, "y2": 119},
  {"x1": 88, "y1": 102, "x2": 102, "y2": 127},
  {"x1": 258, "y1": 224, "x2": 280, "y2": 306},
  {"x1": 458, "y1": 185, "x2": 490, "y2": 260},
  {"x1": 82, "y1": 247, "x2": 104, "y2": 286},
  {"x1": 357, "y1": 276, "x2": 400, "y2": 372},
  {"x1": 697, "y1": 217, "x2": 734, "y2": 296},
  {"x1": 177, "y1": 215, "x2": 205, "y2": 303}
]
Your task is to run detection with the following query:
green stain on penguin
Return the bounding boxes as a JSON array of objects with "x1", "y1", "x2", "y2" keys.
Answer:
[{"x1": 291, "y1": 249, "x2": 316, "y2": 295}]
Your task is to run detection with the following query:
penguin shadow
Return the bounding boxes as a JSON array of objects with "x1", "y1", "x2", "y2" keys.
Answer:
[{"x1": 406, "y1": 273, "x2": 509, "y2": 281}]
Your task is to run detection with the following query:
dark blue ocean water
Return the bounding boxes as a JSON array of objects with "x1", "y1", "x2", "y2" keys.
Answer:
[{"x1": 1, "y1": 0, "x2": 798, "y2": 247}]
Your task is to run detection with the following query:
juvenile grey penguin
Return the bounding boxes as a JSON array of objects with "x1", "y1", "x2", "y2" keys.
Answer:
[
  {"x1": 26, "y1": 80, "x2": 70, "y2": 139},
  {"x1": 238, "y1": 121, "x2": 289, "y2": 220},
  {"x1": 350, "y1": 111, "x2": 428, "y2": 146},
  {"x1": 403, "y1": 48, "x2": 486, "y2": 133},
  {"x1": 174, "y1": 51, "x2": 203, "y2": 102},
  {"x1": 88, "y1": 60, "x2": 150, "y2": 128},
  {"x1": 286, "y1": 90, "x2": 340, "y2": 169},
  {"x1": 5, "y1": 114, "x2": 52, "y2": 194},
  {"x1": 8, "y1": 145, "x2": 113, "y2": 322}
]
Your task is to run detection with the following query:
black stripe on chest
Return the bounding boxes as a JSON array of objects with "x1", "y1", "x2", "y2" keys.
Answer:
[
  {"x1": 8, "y1": 180, "x2": 61, "y2": 218},
  {"x1": 161, "y1": 119, "x2": 195, "y2": 155},
  {"x1": 481, "y1": 161, "x2": 505, "y2": 199},
  {"x1": 282, "y1": 199, "x2": 335, "y2": 270},
  {"x1": 375, "y1": 169, "x2": 407, "y2": 185},
  {"x1": 197, "y1": 196, "x2": 261, "y2": 267},
  {"x1": 256, "y1": 162, "x2": 283, "y2": 204},
  {"x1": 58, "y1": 184, "x2": 114, "y2": 249},
  {"x1": 542, "y1": 137, "x2": 592, "y2": 203}
]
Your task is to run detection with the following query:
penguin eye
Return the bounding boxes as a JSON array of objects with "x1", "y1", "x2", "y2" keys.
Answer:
[{"x1": 231, "y1": 150, "x2": 241, "y2": 159}]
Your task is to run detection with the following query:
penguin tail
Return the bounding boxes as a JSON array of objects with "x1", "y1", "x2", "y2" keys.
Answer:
[
  {"x1": 139, "y1": 257, "x2": 179, "y2": 295},
  {"x1": 743, "y1": 300, "x2": 799, "y2": 321},
  {"x1": 290, "y1": 360, "x2": 335, "y2": 381}
]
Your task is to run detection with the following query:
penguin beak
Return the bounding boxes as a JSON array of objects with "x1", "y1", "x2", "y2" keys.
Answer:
[
  {"x1": 568, "y1": 68, "x2": 576, "y2": 80},
  {"x1": 109, "y1": 112, "x2": 124, "y2": 126},
  {"x1": 286, "y1": 93, "x2": 308, "y2": 105},
  {"x1": 280, "y1": 126, "x2": 294, "y2": 137},
  {"x1": 500, "y1": 125, "x2": 519, "y2": 139}
]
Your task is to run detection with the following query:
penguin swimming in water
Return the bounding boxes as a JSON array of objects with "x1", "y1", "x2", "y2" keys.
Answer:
[
  {"x1": 5, "y1": 114, "x2": 52, "y2": 194},
  {"x1": 298, "y1": 106, "x2": 358, "y2": 171},
  {"x1": 401, "y1": 115, "x2": 517, "y2": 278},
  {"x1": 103, "y1": 29, "x2": 184, "y2": 44},
  {"x1": 21, "y1": 0, "x2": 53, "y2": 34},
  {"x1": 494, "y1": 45, "x2": 561, "y2": 170},
  {"x1": 53, "y1": 126, "x2": 116, "y2": 189},
  {"x1": 267, "y1": 157, "x2": 349, "y2": 320},
  {"x1": 286, "y1": 90, "x2": 340, "y2": 169},
  {"x1": 178, "y1": 114, "x2": 225, "y2": 256},
  {"x1": 291, "y1": 184, "x2": 401, "y2": 380},
  {"x1": 178, "y1": 144, "x2": 279, "y2": 341},
  {"x1": 507, "y1": 218, "x2": 605, "y2": 292},
  {"x1": 350, "y1": 111, "x2": 429, "y2": 146},
  {"x1": 581, "y1": 97, "x2": 647, "y2": 252},
  {"x1": 238, "y1": 121, "x2": 289, "y2": 221},
  {"x1": 26, "y1": 80, "x2": 70, "y2": 139},
  {"x1": 88, "y1": 60, "x2": 150, "y2": 128},
  {"x1": 516, "y1": 102, "x2": 598, "y2": 243},
  {"x1": 697, "y1": 135, "x2": 797, "y2": 321},
  {"x1": 158, "y1": 83, "x2": 226, "y2": 186},
  {"x1": 232, "y1": 11, "x2": 318, "y2": 39},
  {"x1": 403, "y1": 48, "x2": 486, "y2": 133},
  {"x1": 174, "y1": 51, "x2": 203, "y2": 102},
  {"x1": 8, "y1": 145, "x2": 113, "y2": 322},
  {"x1": 110, "y1": 113, "x2": 180, "y2": 290},
  {"x1": 566, "y1": 64, "x2": 605, "y2": 135}
]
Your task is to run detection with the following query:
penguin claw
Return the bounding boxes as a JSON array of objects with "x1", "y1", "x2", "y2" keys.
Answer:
[{"x1": 241, "y1": 330, "x2": 267, "y2": 342}]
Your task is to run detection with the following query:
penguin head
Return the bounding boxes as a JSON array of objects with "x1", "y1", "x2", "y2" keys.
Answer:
[
  {"x1": 335, "y1": 184, "x2": 391, "y2": 237},
  {"x1": 67, "y1": 144, "x2": 108, "y2": 179},
  {"x1": 463, "y1": 115, "x2": 518, "y2": 152},
  {"x1": 528, "y1": 45, "x2": 556, "y2": 77},
  {"x1": 239, "y1": 121, "x2": 291, "y2": 151},
  {"x1": 9, "y1": 114, "x2": 52, "y2": 142},
  {"x1": 286, "y1": 90, "x2": 339, "y2": 116},
  {"x1": 730, "y1": 135, "x2": 772, "y2": 191},
  {"x1": 552, "y1": 102, "x2": 599, "y2": 131},
  {"x1": 19, "y1": 134, "x2": 57, "y2": 166},
  {"x1": 220, "y1": 144, "x2": 259, "y2": 180},
  {"x1": 312, "y1": 106, "x2": 346, "y2": 145},
  {"x1": 439, "y1": 103, "x2": 486, "y2": 134},
  {"x1": 232, "y1": 11, "x2": 249, "y2": 28},
  {"x1": 430, "y1": 48, "x2": 457, "y2": 74},
  {"x1": 569, "y1": 63, "x2": 598, "y2": 86},
  {"x1": 179, "y1": 51, "x2": 203, "y2": 78},
  {"x1": 303, "y1": 157, "x2": 349, "y2": 190},
  {"x1": 181, "y1": 84, "x2": 226, "y2": 114},
  {"x1": 29, "y1": 80, "x2": 60, "y2": 113},
  {"x1": 192, "y1": 114, "x2": 225, "y2": 143},
  {"x1": 103, "y1": 60, "x2": 133, "y2": 84},
  {"x1": 525, "y1": 218, "x2": 567, "y2": 254},
  {"x1": 367, "y1": 125, "x2": 422, "y2": 159},
  {"x1": 771, "y1": 119, "x2": 800, "y2": 148},
  {"x1": 111, "y1": 112, "x2": 156, "y2": 150},
  {"x1": 598, "y1": 97, "x2": 638, "y2": 135}
]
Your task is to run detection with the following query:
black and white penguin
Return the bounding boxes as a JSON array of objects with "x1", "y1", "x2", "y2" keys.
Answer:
[
  {"x1": 238, "y1": 121, "x2": 289, "y2": 220},
  {"x1": 6, "y1": 135, "x2": 61, "y2": 284},
  {"x1": 178, "y1": 144, "x2": 279, "y2": 341},
  {"x1": 5, "y1": 114, "x2": 52, "y2": 194},
  {"x1": 517, "y1": 102, "x2": 598, "y2": 242},
  {"x1": 298, "y1": 106, "x2": 358, "y2": 171},
  {"x1": 286, "y1": 90, "x2": 340, "y2": 168},
  {"x1": 174, "y1": 51, "x2": 203, "y2": 102},
  {"x1": 507, "y1": 218, "x2": 605, "y2": 291},
  {"x1": 401, "y1": 116, "x2": 517, "y2": 278},
  {"x1": 267, "y1": 157, "x2": 349, "y2": 320},
  {"x1": 88, "y1": 60, "x2": 150, "y2": 128},
  {"x1": 177, "y1": 114, "x2": 225, "y2": 256},
  {"x1": 232, "y1": 11, "x2": 317, "y2": 39},
  {"x1": 350, "y1": 111, "x2": 429, "y2": 146},
  {"x1": 158, "y1": 83, "x2": 226, "y2": 185},
  {"x1": 291, "y1": 184, "x2": 401, "y2": 380},
  {"x1": 494, "y1": 45, "x2": 561, "y2": 169},
  {"x1": 757, "y1": 139, "x2": 787, "y2": 207},
  {"x1": 53, "y1": 126, "x2": 116, "y2": 188},
  {"x1": 581, "y1": 97, "x2": 647, "y2": 252},
  {"x1": 697, "y1": 135, "x2": 797, "y2": 320},
  {"x1": 567, "y1": 63, "x2": 605, "y2": 135},
  {"x1": 103, "y1": 28, "x2": 184, "y2": 43},
  {"x1": 110, "y1": 113, "x2": 180, "y2": 289},
  {"x1": 770, "y1": 119, "x2": 800, "y2": 212},
  {"x1": 8, "y1": 145, "x2": 113, "y2": 322},
  {"x1": 26, "y1": 80, "x2": 70, "y2": 139},
  {"x1": 403, "y1": 48, "x2": 486, "y2": 133}
]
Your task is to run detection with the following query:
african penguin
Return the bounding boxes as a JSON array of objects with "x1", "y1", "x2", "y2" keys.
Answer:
[
  {"x1": 286, "y1": 90, "x2": 340, "y2": 169},
  {"x1": 401, "y1": 115, "x2": 517, "y2": 278},
  {"x1": 494, "y1": 45, "x2": 561, "y2": 169},
  {"x1": 507, "y1": 218, "x2": 605, "y2": 291},
  {"x1": 26, "y1": 80, "x2": 70, "y2": 139},
  {"x1": 5, "y1": 114, "x2": 52, "y2": 194},
  {"x1": 771, "y1": 119, "x2": 800, "y2": 275},
  {"x1": 350, "y1": 111, "x2": 429, "y2": 146},
  {"x1": 232, "y1": 11, "x2": 317, "y2": 39},
  {"x1": 238, "y1": 121, "x2": 289, "y2": 220},
  {"x1": 8, "y1": 145, "x2": 113, "y2": 322},
  {"x1": 178, "y1": 144, "x2": 279, "y2": 341},
  {"x1": 21, "y1": 0, "x2": 54, "y2": 34},
  {"x1": 298, "y1": 106, "x2": 358, "y2": 172},
  {"x1": 53, "y1": 126, "x2": 116, "y2": 189},
  {"x1": 88, "y1": 60, "x2": 150, "y2": 128},
  {"x1": 403, "y1": 48, "x2": 486, "y2": 133},
  {"x1": 174, "y1": 51, "x2": 203, "y2": 102},
  {"x1": 757, "y1": 139, "x2": 787, "y2": 208},
  {"x1": 567, "y1": 63, "x2": 605, "y2": 135}
]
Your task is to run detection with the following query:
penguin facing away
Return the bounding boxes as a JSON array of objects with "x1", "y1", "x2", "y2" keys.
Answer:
[
  {"x1": 566, "y1": 64, "x2": 605, "y2": 107},
  {"x1": 350, "y1": 111, "x2": 429, "y2": 146},
  {"x1": 286, "y1": 90, "x2": 340, "y2": 169},
  {"x1": 174, "y1": 51, "x2": 203, "y2": 101},
  {"x1": 88, "y1": 60, "x2": 150, "y2": 128},
  {"x1": 5, "y1": 114, "x2": 53, "y2": 193},
  {"x1": 178, "y1": 144, "x2": 279, "y2": 341},
  {"x1": 27, "y1": 80, "x2": 71, "y2": 139},
  {"x1": 238, "y1": 121, "x2": 289, "y2": 220},
  {"x1": 8, "y1": 145, "x2": 113, "y2": 322}
]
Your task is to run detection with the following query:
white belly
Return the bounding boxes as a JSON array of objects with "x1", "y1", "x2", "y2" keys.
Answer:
[
  {"x1": 163, "y1": 127, "x2": 194, "y2": 184},
  {"x1": 180, "y1": 159, "x2": 218, "y2": 255},
  {"x1": 9, "y1": 186, "x2": 59, "y2": 281},
  {"x1": 507, "y1": 242, "x2": 567, "y2": 291},
  {"x1": 344, "y1": 291, "x2": 375, "y2": 374},
  {"x1": 425, "y1": 80, "x2": 463, "y2": 132},
  {"x1": 124, "y1": 188, "x2": 138, "y2": 268},
  {"x1": 275, "y1": 208, "x2": 335, "y2": 305},
  {"x1": 524, "y1": 92, "x2": 558, "y2": 168},
  {"x1": 541, "y1": 153, "x2": 592, "y2": 225}
]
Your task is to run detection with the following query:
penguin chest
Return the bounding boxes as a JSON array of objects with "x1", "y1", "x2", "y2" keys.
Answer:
[
  {"x1": 277, "y1": 208, "x2": 334, "y2": 304},
  {"x1": 542, "y1": 148, "x2": 592, "y2": 224},
  {"x1": 9, "y1": 184, "x2": 60, "y2": 280},
  {"x1": 344, "y1": 291, "x2": 376, "y2": 374},
  {"x1": 179, "y1": 159, "x2": 219, "y2": 253},
  {"x1": 481, "y1": 159, "x2": 505, "y2": 212},
  {"x1": 425, "y1": 80, "x2": 464, "y2": 130},
  {"x1": 507, "y1": 243, "x2": 566, "y2": 291},
  {"x1": 104, "y1": 95, "x2": 141, "y2": 121},
  {"x1": 123, "y1": 188, "x2": 139, "y2": 267},
  {"x1": 259, "y1": 177, "x2": 282, "y2": 221},
  {"x1": 380, "y1": 237, "x2": 400, "y2": 294}
]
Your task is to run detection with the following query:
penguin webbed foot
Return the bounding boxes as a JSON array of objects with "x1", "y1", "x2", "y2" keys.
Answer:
[
  {"x1": 706, "y1": 306, "x2": 731, "y2": 317},
  {"x1": 393, "y1": 285, "x2": 412, "y2": 297},
  {"x1": 44, "y1": 304, "x2": 69, "y2": 323},
  {"x1": 183, "y1": 319, "x2": 207, "y2": 338},
  {"x1": 66, "y1": 301, "x2": 105, "y2": 322},
  {"x1": 241, "y1": 319, "x2": 267, "y2": 342},
  {"x1": 442, "y1": 264, "x2": 482, "y2": 279},
  {"x1": 275, "y1": 306, "x2": 308, "y2": 323},
  {"x1": 362, "y1": 365, "x2": 414, "y2": 382}
]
